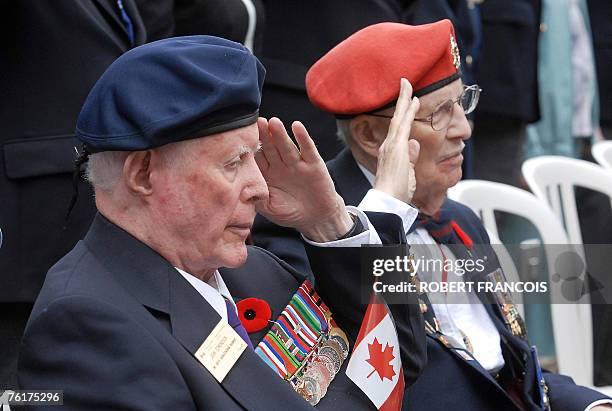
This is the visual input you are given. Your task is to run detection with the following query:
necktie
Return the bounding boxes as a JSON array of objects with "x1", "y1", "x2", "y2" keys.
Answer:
[
  {"x1": 408, "y1": 208, "x2": 473, "y2": 249},
  {"x1": 225, "y1": 300, "x2": 254, "y2": 350}
]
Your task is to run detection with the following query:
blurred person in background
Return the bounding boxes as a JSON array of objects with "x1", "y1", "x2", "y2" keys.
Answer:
[
  {"x1": 525, "y1": 0, "x2": 612, "y2": 389},
  {"x1": 0, "y1": 0, "x2": 145, "y2": 389},
  {"x1": 472, "y1": 0, "x2": 541, "y2": 186}
]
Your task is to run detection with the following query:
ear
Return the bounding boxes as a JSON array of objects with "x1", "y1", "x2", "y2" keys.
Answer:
[
  {"x1": 350, "y1": 116, "x2": 387, "y2": 158},
  {"x1": 123, "y1": 150, "x2": 153, "y2": 196}
]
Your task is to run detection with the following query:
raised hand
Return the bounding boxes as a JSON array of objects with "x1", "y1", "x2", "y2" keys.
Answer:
[
  {"x1": 374, "y1": 78, "x2": 421, "y2": 205},
  {"x1": 255, "y1": 117, "x2": 353, "y2": 242}
]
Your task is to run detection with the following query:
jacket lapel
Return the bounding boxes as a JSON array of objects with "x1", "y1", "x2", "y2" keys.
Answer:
[
  {"x1": 168, "y1": 271, "x2": 311, "y2": 410},
  {"x1": 85, "y1": 214, "x2": 311, "y2": 410}
]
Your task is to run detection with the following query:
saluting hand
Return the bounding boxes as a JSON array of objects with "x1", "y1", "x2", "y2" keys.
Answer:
[
  {"x1": 374, "y1": 78, "x2": 421, "y2": 205},
  {"x1": 255, "y1": 117, "x2": 353, "y2": 242}
]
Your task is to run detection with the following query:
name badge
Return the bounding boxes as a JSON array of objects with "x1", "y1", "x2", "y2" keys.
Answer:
[{"x1": 195, "y1": 319, "x2": 247, "y2": 382}]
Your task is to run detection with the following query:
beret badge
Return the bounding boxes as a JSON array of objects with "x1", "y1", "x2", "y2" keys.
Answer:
[{"x1": 450, "y1": 34, "x2": 461, "y2": 70}]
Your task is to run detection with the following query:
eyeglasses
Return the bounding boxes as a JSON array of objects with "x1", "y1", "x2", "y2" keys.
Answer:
[{"x1": 369, "y1": 84, "x2": 482, "y2": 131}]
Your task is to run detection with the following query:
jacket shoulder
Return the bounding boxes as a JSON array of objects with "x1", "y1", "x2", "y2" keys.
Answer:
[{"x1": 31, "y1": 241, "x2": 115, "y2": 314}]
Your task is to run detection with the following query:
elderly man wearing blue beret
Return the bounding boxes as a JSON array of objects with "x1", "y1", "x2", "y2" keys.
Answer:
[
  {"x1": 17, "y1": 36, "x2": 426, "y2": 410},
  {"x1": 252, "y1": 20, "x2": 612, "y2": 411}
]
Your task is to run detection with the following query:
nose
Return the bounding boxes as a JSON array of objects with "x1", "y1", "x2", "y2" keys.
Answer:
[
  {"x1": 242, "y1": 157, "x2": 269, "y2": 203},
  {"x1": 447, "y1": 103, "x2": 472, "y2": 141}
]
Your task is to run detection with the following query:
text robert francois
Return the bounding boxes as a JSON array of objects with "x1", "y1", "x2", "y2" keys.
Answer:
[{"x1": 359, "y1": 244, "x2": 550, "y2": 305}]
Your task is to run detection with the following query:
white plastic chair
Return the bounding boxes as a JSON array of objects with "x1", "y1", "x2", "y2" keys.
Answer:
[
  {"x1": 592, "y1": 141, "x2": 612, "y2": 169},
  {"x1": 448, "y1": 180, "x2": 594, "y2": 387},
  {"x1": 522, "y1": 156, "x2": 612, "y2": 393},
  {"x1": 522, "y1": 156, "x2": 612, "y2": 247}
]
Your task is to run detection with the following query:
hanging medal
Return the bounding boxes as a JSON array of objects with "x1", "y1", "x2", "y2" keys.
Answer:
[{"x1": 254, "y1": 280, "x2": 349, "y2": 405}]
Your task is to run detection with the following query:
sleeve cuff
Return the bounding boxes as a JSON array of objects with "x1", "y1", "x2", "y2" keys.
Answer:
[
  {"x1": 358, "y1": 189, "x2": 418, "y2": 234},
  {"x1": 585, "y1": 399, "x2": 612, "y2": 410},
  {"x1": 302, "y1": 206, "x2": 382, "y2": 247}
]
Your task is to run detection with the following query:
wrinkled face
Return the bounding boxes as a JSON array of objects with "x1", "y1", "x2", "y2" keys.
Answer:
[
  {"x1": 371, "y1": 79, "x2": 472, "y2": 203},
  {"x1": 151, "y1": 123, "x2": 268, "y2": 273},
  {"x1": 410, "y1": 79, "x2": 472, "y2": 199}
]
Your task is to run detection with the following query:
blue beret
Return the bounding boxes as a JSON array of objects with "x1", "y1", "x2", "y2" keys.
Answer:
[{"x1": 76, "y1": 36, "x2": 266, "y2": 153}]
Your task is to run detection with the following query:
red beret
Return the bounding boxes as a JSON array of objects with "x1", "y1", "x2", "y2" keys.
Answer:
[{"x1": 306, "y1": 20, "x2": 462, "y2": 116}]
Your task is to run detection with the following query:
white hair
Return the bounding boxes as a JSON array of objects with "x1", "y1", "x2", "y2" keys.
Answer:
[
  {"x1": 85, "y1": 151, "x2": 129, "y2": 192},
  {"x1": 85, "y1": 139, "x2": 205, "y2": 192},
  {"x1": 336, "y1": 118, "x2": 353, "y2": 145}
]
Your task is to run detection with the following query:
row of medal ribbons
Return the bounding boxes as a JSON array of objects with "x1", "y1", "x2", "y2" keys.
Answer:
[{"x1": 255, "y1": 281, "x2": 350, "y2": 405}]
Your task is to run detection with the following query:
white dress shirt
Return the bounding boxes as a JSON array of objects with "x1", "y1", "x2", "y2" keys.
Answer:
[
  {"x1": 357, "y1": 164, "x2": 504, "y2": 372},
  {"x1": 176, "y1": 267, "x2": 236, "y2": 321}
]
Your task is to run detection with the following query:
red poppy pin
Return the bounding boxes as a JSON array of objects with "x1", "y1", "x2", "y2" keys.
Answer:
[{"x1": 236, "y1": 297, "x2": 272, "y2": 333}]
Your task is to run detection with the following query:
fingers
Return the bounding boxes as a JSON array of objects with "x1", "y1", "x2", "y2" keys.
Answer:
[
  {"x1": 258, "y1": 117, "x2": 283, "y2": 167},
  {"x1": 257, "y1": 117, "x2": 269, "y2": 138},
  {"x1": 255, "y1": 118, "x2": 270, "y2": 174},
  {"x1": 291, "y1": 121, "x2": 321, "y2": 164},
  {"x1": 387, "y1": 78, "x2": 408, "y2": 140},
  {"x1": 388, "y1": 78, "x2": 415, "y2": 142},
  {"x1": 399, "y1": 96, "x2": 420, "y2": 137},
  {"x1": 268, "y1": 117, "x2": 300, "y2": 165},
  {"x1": 255, "y1": 147, "x2": 269, "y2": 175}
]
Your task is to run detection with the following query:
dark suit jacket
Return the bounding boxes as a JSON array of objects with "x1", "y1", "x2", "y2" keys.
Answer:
[
  {"x1": 252, "y1": 148, "x2": 610, "y2": 410},
  {"x1": 0, "y1": 0, "x2": 146, "y2": 302},
  {"x1": 587, "y1": 0, "x2": 612, "y2": 126},
  {"x1": 475, "y1": 0, "x2": 541, "y2": 122},
  {"x1": 19, "y1": 212, "x2": 425, "y2": 410}
]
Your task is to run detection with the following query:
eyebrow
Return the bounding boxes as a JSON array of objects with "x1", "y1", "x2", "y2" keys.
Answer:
[
  {"x1": 236, "y1": 141, "x2": 262, "y2": 157},
  {"x1": 430, "y1": 87, "x2": 464, "y2": 111}
]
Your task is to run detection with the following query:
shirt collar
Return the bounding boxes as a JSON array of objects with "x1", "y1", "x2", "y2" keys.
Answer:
[
  {"x1": 174, "y1": 268, "x2": 236, "y2": 321},
  {"x1": 357, "y1": 162, "x2": 376, "y2": 186}
]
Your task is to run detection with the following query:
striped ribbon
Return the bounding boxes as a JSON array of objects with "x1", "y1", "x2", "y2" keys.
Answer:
[{"x1": 256, "y1": 281, "x2": 330, "y2": 379}]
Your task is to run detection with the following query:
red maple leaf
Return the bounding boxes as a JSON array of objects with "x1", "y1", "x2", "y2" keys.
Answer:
[{"x1": 365, "y1": 337, "x2": 396, "y2": 381}]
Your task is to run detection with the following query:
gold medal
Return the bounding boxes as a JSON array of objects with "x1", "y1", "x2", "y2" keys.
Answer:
[
  {"x1": 459, "y1": 329, "x2": 473, "y2": 354},
  {"x1": 438, "y1": 335, "x2": 451, "y2": 348},
  {"x1": 419, "y1": 300, "x2": 428, "y2": 313},
  {"x1": 329, "y1": 327, "x2": 350, "y2": 360}
]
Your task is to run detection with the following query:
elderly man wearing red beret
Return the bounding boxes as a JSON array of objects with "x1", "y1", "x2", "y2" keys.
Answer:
[{"x1": 252, "y1": 20, "x2": 611, "y2": 411}]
